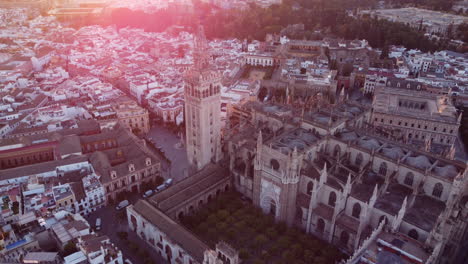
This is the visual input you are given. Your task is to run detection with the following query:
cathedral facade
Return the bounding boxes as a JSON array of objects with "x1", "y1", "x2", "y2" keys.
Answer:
[{"x1": 227, "y1": 100, "x2": 468, "y2": 264}]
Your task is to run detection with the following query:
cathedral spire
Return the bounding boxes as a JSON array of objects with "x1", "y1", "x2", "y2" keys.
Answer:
[
  {"x1": 392, "y1": 196, "x2": 407, "y2": 232},
  {"x1": 193, "y1": 25, "x2": 210, "y2": 70},
  {"x1": 255, "y1": 131, "x2": 263, "y2": 170},
  {"x1": 257, "y1": 130, "x2": 263, "y2": 150},
  {"x1": 369, "y1": 184, "x2": 378, "y2": 209},
  {"x1": 319, "y1": 163, "x2": 328, "y2": 186},
  {"x1": 343, "y1": 173, "x2": 352, "y2": 198}
]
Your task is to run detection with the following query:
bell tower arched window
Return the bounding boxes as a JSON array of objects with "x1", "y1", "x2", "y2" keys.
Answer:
[
  {"x1": 432, "y1": 183, "x2": 443, "y2": 198},
  {"x1": 355, "y1": 153, "x2": 363, "y2": 167},
  {"x1": 404, "y1": 172, "x2": 414, "y2": 186},
  {"x1": 379, "y1": 162, "x2": 387, "y2": 176}
]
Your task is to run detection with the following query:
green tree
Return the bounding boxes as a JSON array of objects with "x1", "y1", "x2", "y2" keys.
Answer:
[
  {"x1": 304, "y1": 249, "x2": 315, "y2": 262},
  {"x1": 380, "y1": 44, "x2": 389, "y2": 59},
  {"x1": 63, "y1": 241, "x2": 78, "y2": 256},
  {"x1": 239, "y1": 248, "x2": 249, "y2": 260},
  {"x1": 254, "y1": 234, "x2": 268, "y2": 249},
  {"x1": 12, "y1": 201, "x2": 19, "y2": 215},
  {"x1": 277, "y1": 235, "x2": 291, "y2": 250},
  {"x1": 265, "y1": 227, "x2": 278, "y2": 239},
  {"x1": 216, "y1": 210, "x2": 230, "y2": 221},
  {"x1": 290, "y1": 243, "x2": 303, "y2": 258},
  {"x1": 117, "y1": 231, "x2": 128, "y2": 240}
]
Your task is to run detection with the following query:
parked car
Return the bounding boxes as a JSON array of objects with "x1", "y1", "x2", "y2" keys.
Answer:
[
  {"x1": 95, "y1": 218, "x2": 102, "y2": 231},
  {"x1": 164, "y1": 178, "x2": 173, "y2": 186},
  {"x1": 143, "y1": 190, "x2": 154, "y2": 198},
  {"x1": 156, "y1": 184, "x2": 166, "y2": 192},
  {"x1": 115, "y1": 200, "x2": 129, "y2": 210}
]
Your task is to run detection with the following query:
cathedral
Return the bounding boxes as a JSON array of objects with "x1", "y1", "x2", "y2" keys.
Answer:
[
  {"x1": 227, "y1": 100, "x2": 468, "y2": 264},
  {"x1": 126, "y1": 26, "x2": 468, "y2": 264}
]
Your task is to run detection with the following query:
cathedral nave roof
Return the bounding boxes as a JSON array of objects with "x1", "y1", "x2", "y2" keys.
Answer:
[
  {"x1": 314, "y1": 203, "x2": 334, "y2": 221},
  {"x1": 351, "y1": 171, "x2": 384, "y2": 202},
  {"x1": 336, "y1": 214, "x2": 360, "y2": 233},
  {"x1": 404, "y1": 195, "x2": 446, "y2": 232},
  {"x1": 269, "y1": 127, "x2": 321, "y2": 154},
  {"x1": 375, "y1": 183, "x2": 412, "y2": 215}
]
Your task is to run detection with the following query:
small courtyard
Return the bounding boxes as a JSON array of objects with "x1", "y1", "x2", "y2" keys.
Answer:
[
  {"x1": 180, "y1": 192, "x2": 346, "y2": 264},
  {"x1": 241, "y1": 65, "x2": 275, "y2": 80}
]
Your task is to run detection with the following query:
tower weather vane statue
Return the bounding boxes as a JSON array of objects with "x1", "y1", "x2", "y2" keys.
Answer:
[{"x1": 184, "y1": 24, "x2": 222, "y2": 171}]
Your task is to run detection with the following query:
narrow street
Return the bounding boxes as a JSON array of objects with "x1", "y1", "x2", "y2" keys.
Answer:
[{"x1": 87, "y1": 198, "x2": 167, "y2": 264}]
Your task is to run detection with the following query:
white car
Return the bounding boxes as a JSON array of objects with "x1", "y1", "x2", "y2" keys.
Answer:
[
  {"x1": 115, "y1": 200, "x2": 129, "y2": 210},
  {"x1": 156, "y1": 184, "x2": 166, "y2": 192},
  {"x1": 143, "y1": 190, "x2": 154, "y2": 198},
  {"x1": 165, "y1": 178, "x2": 173, "y2": 186},
  {"x1": 95, "y1": 218, "x2": 102, "y2": 231}
]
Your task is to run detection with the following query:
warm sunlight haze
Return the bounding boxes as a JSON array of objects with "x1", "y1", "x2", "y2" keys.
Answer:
[{"x1": 0, "y1": 0, "x2": 467, "y2": 264}]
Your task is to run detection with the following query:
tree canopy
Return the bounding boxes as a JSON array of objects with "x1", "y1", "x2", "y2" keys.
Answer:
[{"x1": 105, "y1": 0, "x2": 462, "y2": 53}]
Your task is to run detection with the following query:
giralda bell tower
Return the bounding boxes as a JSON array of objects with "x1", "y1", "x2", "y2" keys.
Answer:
[{"x1": 184, "y1": 25, "x2": 222, "y2": 171}]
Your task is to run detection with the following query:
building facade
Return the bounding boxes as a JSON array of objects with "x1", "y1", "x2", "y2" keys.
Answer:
[
  {"x1": 115, "y1": 100, "x2": 150, "y2": 134},
  {"x1": 371, "y1": 84, "x2": 460, "y2": 147}
]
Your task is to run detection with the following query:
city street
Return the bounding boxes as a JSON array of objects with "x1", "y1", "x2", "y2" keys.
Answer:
[{"x1": 86, "y1": 194, "x2": 167, "y2": 264}]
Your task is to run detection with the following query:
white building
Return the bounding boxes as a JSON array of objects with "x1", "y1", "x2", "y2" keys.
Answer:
[
  {"x1": 363, "y1": 74, "x2": 388, "y2": 94},
  {"x1": 73, "y1": 173, "x2": 106, "y2": 216},
  {"x1": 76, "y1": 235, "x2": 124, "y2": 264}
]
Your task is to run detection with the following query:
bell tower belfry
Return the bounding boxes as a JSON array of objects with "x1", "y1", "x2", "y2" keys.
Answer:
[{"x1": 184, "y1": 25, "x2": 222, "y2": 171}]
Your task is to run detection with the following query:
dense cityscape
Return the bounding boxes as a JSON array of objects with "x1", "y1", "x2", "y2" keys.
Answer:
[{"x1": 0, "y1": 0, "x2": 467, "y2": 264}]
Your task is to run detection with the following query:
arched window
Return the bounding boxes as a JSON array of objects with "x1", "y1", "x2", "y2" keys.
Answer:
[
  {"x1": 269, "y1": 199, "x2": 276, "y2": 216},
  {"x1": 178, "y1": 212, "x2": 184, "y2": 220},
  {"x1": 404, "y1": 172, "x2": 414, "y2": 186},
  {"x1": 355, "y1": 153, "x2": 363, "y2": 167},
  {"x1": 340, "y1": 231, "x2": 349, "y2": 245},
  {"x1": 334, "y1": 145, "x2": 341, "y2": 158},
  {"x1": 328, "y1": 192, "x2": 336, "y2": 207},
  {"x1": 379, "y1": 162, "x2": 387, "y2": 176},
  {"x1": 307, "y1": 181, "x2": 314, "y2": 195},
  {"x1": 432, "y1": 183, "x2": 443, "y2": 198},
  {"x1": 408, "y1": 229, "x2": 419, "y2": 240},
  {"x1": 165, "y1": 245, "x2": 172, "y2": 260},
  {"x1": 296, "y1": 206, "x2": 303, "y2": 220},
  {"x1": 270, "y1": 159, "x2": 280, "y2": 170},
  {"x1": 317, "y1": 218, "x2": 325, "y2": 233},
  {"x1": 352, "y1": 203, "x2": 361, "y2": 219}
]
